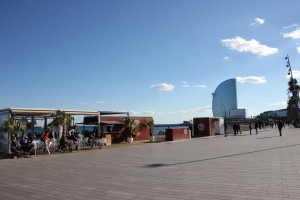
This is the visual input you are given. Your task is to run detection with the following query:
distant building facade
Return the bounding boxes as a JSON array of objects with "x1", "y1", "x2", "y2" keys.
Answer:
[
  {"x1": 212, "y1": 78, "x2": 238, "y2": 118},
  {"x1": 259, "y1": 109, "x2": 287, "y2": 119},
  {"x1": 229, "y1": 108, "x2": 247, "y2": 119}
]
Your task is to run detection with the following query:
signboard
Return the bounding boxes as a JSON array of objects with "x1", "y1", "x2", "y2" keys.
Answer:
[{"x1": 198, "y1": 123, "x2": 205, "y2": 131}]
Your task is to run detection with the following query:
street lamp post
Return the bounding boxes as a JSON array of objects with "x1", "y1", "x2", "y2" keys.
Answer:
[{"x1": 285, "y1": 54, "x2": 300, "y2": 126}]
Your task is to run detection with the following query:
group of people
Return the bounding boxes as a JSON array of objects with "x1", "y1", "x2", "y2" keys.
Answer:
[
  {"x1": 10, "y1": 129, "x2": 106, "y2": 157},
  {"x1": 224, "y1": 119, "x2": 285, "y2": 137},
  {"x1": 10, "y1": 131, "x2": 50, "y2": 157}
]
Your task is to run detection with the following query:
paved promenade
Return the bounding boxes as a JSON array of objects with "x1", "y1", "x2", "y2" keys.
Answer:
[{"x1": 1, "y1": 127, "x2": 300, "y2": 200}]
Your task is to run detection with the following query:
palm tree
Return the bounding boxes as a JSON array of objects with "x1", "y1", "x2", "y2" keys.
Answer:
[
  {"x1": 15, "y1": 121, "x2": 27, "y2": 136},
  {"x1": 288, "y1": 78, "x2": 300, "y2": 96},
  {"x1": 66, "y1": 115, "x2": 73, "y2": 130},
  {"x1": 287, "y1": 78, "x2": 300, "y2": 124},
  {"x1": 124, "y1": 116, "x2": 135, "y2": 138},
  {"x1": 1, "y1": 117, "x2": 26, "y2": 153},
  {"x1": 52, "y1": 110, "x2": 71, "y2": 137},
  {"x1": 1, "y1": 117, "x2": 26, "y2": 137},
  {"x1": 144, "y1": 118, "x2": 155, "y2": 137},
  {"x1": 1, "y1": 117, "x2": 15, "y2": 135}
]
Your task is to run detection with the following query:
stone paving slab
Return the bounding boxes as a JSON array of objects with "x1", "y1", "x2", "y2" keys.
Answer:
[{"x1": 0, "y1": 127, "x2": 300, "y2": 199}]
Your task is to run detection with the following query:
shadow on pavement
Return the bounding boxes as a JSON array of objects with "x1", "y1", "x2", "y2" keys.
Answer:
[{"x1": 144, "y1": 143, "x2": 300, "y2": 168}]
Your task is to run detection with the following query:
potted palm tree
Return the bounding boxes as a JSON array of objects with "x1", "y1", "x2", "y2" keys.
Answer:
[
  {"x1": 144, "y1": 118, "x2": 155, "y2": 142},
  {"x1": 124, "y1": 116, "x2": 135, "y2": 143}
]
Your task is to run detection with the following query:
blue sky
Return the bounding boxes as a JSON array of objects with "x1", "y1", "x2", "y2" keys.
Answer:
[{"x1": 1, "y1": 0, "x2": 300, "y2": 124}]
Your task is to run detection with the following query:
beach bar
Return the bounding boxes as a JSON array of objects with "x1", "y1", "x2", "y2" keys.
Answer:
[{"x1": 0, "y1": 108, "x2": 135, "y2": 154}]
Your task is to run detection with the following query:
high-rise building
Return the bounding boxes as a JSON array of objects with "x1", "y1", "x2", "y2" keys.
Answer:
[{"x1": 212, "y1": 78, "x2": 238, "y2": 118}]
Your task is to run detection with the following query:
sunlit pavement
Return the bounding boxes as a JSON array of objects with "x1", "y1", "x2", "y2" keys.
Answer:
[{"x1": 1, "y1": 127, "x2": 300, "y2": 200}]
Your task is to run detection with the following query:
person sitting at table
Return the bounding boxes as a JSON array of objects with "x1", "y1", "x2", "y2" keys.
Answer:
[
  {"x1": 27, "y1": 133, "x2": 33, "y2": 143},
  {"x1": 20, "y1": 133, "x2": 34, "y2": 156},
  {"x1": 59, "y1": 133, "x2": 67, "y2": 152},
  {"x1": 88, "y1": 131, "x2": 95, "y2": 148},
  {"x1": 69, "y1": 131, "x2": 77, "y2": 149},
  {"x1": 11, "y1": 133, "x2": 21, "y2": 157}
]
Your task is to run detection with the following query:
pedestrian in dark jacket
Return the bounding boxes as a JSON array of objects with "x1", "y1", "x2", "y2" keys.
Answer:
[
  {"x1": 237, "y1": 122, "x2": 242, "y2": 134},
  {"x1": 255, "y1": 122, "x2": 258, "y2": 134},
  {"x1": 278, "y1": 120, "x2": 283, "y2": 136},
  {"x1": 233, "y1": 122, "x2": 238, "y2": 136}
]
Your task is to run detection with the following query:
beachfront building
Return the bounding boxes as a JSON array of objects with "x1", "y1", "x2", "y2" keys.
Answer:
[
  {"x1": 212, "y1": 78, "x2": 246, "y2": 119},
  {"x1": 212, "y1": 78, "x2": 238, "y2": 118}
]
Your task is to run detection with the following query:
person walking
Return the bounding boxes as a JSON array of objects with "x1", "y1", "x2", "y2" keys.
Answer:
[
  {"x1": 249, "y1": 122, "x2": 252, "y2": 135},
  {"x1": 233, "y1": 122, "x2": 238, "y2": 136},
  {"x1": 255, "y1": 122, "x2": 258, "y2": 134},
  {"x1": 224, "y1": 122, "x2": 228, "y2": 137},
  {"x1": 42, "y1": 130, "x2": 50, "y2": 154},
  {"x1": 278, "y1": 120, "x2": 283, "y2": 136}
]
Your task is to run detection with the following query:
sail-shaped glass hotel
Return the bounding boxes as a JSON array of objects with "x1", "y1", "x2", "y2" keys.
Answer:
[{"x1": 212, "y1": 78, "x2": 238, "y2": 118}]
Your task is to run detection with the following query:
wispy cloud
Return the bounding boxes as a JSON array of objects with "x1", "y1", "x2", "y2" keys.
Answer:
[
  {"x1": 283, "y1": 23, "x2": 298, "y2": 29},
  {"x1": 283, "y1": 29, "x2": 300, "y2": 39},
  {"x1": 129, "y1": 110, "x2": 161, "y2": 115},
  {"x1": 169, "y1": 106, "x2": 212, "y2": 114},
  {"x1": 150, "y1": 83, "x2": 174, "y2": 91},
  {"x1": 80, "y1": 102, "x2": 87, "y2": 105},
  {"x1": 251, "y1": 18, "x2": 265, "y2": 26},
  {"x1": 181, "y1": 82, "x2": 206, "y2": 88},
  {"x1": 181, "y1": 82, "x2": 189, "y2": 87},
  {"x1": 96, "y1": 101, "x2": 106, "y2": 104},
  {"x1": 268, "y1": 101, "x2": 287, "y2": 106},
  {"x1": 223, "y1": 56, "x2": 230, "y2": 61},
  {"x1": 236, "y1": 76, "x2": 267, "y2": 84},
  {"x1": 286, "y1": 70, "x2": 300, "y2": 79},
  {"x1": 221, "y1": 36, "x2": 278, "y2": 56},
  {"x1": 297, "y1": 46, "x2": 300, "y2": 54},
  {"x1": 192, "y1": 84, "x2": 207, "y2": 88}
]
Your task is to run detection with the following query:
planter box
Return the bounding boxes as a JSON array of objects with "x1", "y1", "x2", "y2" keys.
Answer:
[
  {"x1": 127, "y1": 137, "x2": 133, "y2": 143},
  {"x1": 150, "y1": 136, "x2": 155, "y2": 142},
  {"x1": 165, "y1": 128, "x2": 190, "y2": 141}
]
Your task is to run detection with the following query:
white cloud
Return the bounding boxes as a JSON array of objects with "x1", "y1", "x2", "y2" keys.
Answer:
[
  {"x1": 236, "y1": 76, "x2": 267, "y2": 84},
  {"x1": 269, "y1": 101, "x2": 287, "y2": 106},
  {"x1": 251, "y1": 18, "x2": 265, "y2": 26},
  {"x1": 297, "y1": 46, "x2": 300, "y2": 54},
  {"x1": 283, "y1": 29, "x2": 300, "y2": 39},
  {"x1": 150, "y1": 83, "x2": 174, "y2": 91},
  {"x1": 283, "y1": 24, "x2": 298, "y2": 29},
  {"x1": 80, "y1": 102, "x2": 87, "y2": 105},
  {"x1": 192, "y1": 84, "x2": 207, "y2": 88},
  {"x1": 169, "y1": 106, "x2": 212, "y2": 114},
  {"x1": 96, "y1": 101, "x2": 106, "y2": 104},
  {"x1": 223, "y1": 56, "x2": 230, "y2": 61},
  {"x1": 286, "y1": 70, "x2": 300, "y2": 79},
  {"x1": 221, "y1": 36, "x2": 278, "y2": 56},
  {"x1": 255, "y1": 18, "x2": 265, "y2": 24}
]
